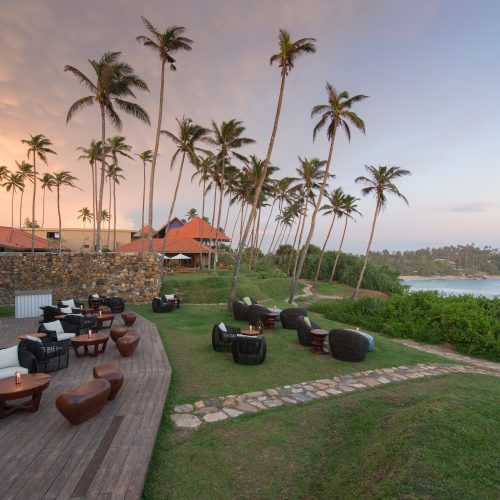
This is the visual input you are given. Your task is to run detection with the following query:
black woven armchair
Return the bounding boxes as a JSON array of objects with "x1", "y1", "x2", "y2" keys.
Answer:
[
  {"x1": 63, "y1": 314, "x2": 98, "y2": 335},
  {"x1": 280, "y1": 307, "x2": 308, "y2": 330},
  {"x1": 232, "y1": 300, "x2": 250, "y2": 321},
  {"x1": 328, "y1": 329, "x2": 369, "y2": 362},
  {"x1": 232, "y1": 335, "x2": 267, "y2": 365},
  {"x1": 57, "y1": 298, "x2": 84, "y2": 312},
  {"x1": 103, "y1": 296, "x2": 126, "y2": 313},
  {"x1": 19, "y1": 338, "x2": 69, "y2": 373},
  {"x1": 88, "y1": 293, "x2": 106, "y2": 308},
  {"x1": 152, "y1": 297, "x2": 173, "y2": 313},
  {"x1": 248, "y1": 304, "x2": 269, "y2": 328},
  {"x1": 212, "y1": 323, "x2": 240, "y2": 352},
  {"x1": 296, "y1": 316, "x2": 322, "y2": 346},
  {"x1": 38, "y1": 320, "x2": 79, "y2": 342},
  {"x1": 40, "y1": 305, "x2": 62, "y2": 323},
  {"x1": 17, "y1": 347, "x2": 39, "y2": 373}
]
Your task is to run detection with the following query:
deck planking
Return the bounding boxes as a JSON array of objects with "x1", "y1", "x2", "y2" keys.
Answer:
[{"x1": 0, "y1": 311, "x2": 171, "y2": 499}]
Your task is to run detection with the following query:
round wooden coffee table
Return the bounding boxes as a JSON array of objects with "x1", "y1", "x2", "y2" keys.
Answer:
[
  {"x1": 96, "y1": 313, "x2": 114, "y2": 330},
  {"x1": 310, "y1": 328, "x2": 329, "y2": 354},
  {"x1": 241, "y1": 329, "x2": 261, "y2": 336},
  {"x1": 18, "y1": 332, "x2": 47, "y2": 341},
  {"x1": 263, "y1": 311, "x2": 281, "y2": 330},
  {"x1": 0, "y1": 373, "x2": 51, "y2": 418},
  {"x1": 71, "y1": 332, "x2": 110, "y2": 357}
]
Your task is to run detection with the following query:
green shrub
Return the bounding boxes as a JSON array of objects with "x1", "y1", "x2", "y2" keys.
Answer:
[{"x1": 310, "y1": 291, "x2": 500, "y2": 361}]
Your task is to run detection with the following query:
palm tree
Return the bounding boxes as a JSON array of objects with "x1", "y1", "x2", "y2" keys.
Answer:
[
  {"x1": 287, "y1": 84, "x2": 367, "y2": 303},
  {"x1": 77, "y1": 140, "x2": 103, "y2": 250},
  {"x1": 78, "y1": 207, "x2": 93, "y2": 228},
  {"x1": 185, "y1": 208, "x2": 198, "y2": 220},
  {"x1": 160, "y1": 117, "x2": 208, "y2": 269},
  {"x1": 21, "y1": 134, "x2": 56, "y2": 252},
  {"x1": 352, "y1": 165, "x2": 410, "y2": 299},
  {"x1": 0, "y1": 166, "x2": 8, "y2": 184},
  {"x1": 16, "y1": 161, "x2": 34, "y2": 228},
  {"x1": 136, "y1": 149, "x2": 153, "y2": 252},
  {"x1": 3, "y1": 172, "x2": 23, "y2": 227},
  {"x1": 314, "y1": 187, "x2": 345, "y2": 281},
  {"x1": 330, "y1": 194, "x2": 361, "y2": 281},
  {"x1": 40, "y1": 173, "x2": 55, "y2": 228},
  {"x1": 64, "y1": 51, "x2": 150, "y2": 251},
  {"x1": 229, "y1": 28, "x2": 316, "y2": 308},
  {"x1": 137, "y1": 18, "x2": 193, "y2": 252},
  {"x1": 52, "y1": 171, "x2": 79, "y2": 253}
]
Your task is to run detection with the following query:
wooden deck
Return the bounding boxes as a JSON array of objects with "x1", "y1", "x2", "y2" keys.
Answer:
[{"x1": 0, "y1": 312, "x2": 171, "y2": 499}]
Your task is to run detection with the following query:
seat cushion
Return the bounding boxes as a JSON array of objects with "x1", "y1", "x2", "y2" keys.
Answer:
[
  {"x1": 60, "y1": 306, "x2": 73, "y2": 314},
  {"x1": 44, "y1": 320, "x2": 64, "y2": 335},
  {"x1": 357, "y1": 331, "x2": 375, "y2": 352},
  {"x1": 0, "y1": 366, "x2": 29, "y2": 379},
  {"x1": 61, "y1": 299, "x2": 77, "y2": 309},
  {"x1": 0, "y1": 346, "x2": 20, "y2": 369},
  {"x1": 218, "y1": 322, "x2": 227, "y2": 333},
  {"x1": 56, "y1": 332, "x2": 76, "y2": 341},
  {"x1": 165, "y1": 294, "x2": 176, "y2": 300},
  {"x1": 242, "y1": 296, "x2": 252, "y2": 306},
  {"x1": 26, "y1": 335, "x2": 43, "y2": 343},
  {"x1": 303, "y1": 316, "x2": 311, "y2": 327}
]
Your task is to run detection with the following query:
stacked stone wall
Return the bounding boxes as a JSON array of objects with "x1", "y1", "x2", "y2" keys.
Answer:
[{"x1": 0, "y1": 253, "x2": 161, "y2": 305}]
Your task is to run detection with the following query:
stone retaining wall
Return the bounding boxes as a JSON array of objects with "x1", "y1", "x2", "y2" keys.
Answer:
[{"x1": 0, "y1": 253, "x2": 161, "y2": 305}]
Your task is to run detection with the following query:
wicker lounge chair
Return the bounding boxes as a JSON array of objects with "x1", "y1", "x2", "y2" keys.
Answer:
[
  {"x1": 38, "y1": 320, "x2": 79, "y2": 342},
  {"x1": 40, "y1": 305, "x2": 63, "y2": 323},
  {"x1": 19, "y1": 338, "x2": 70, "y2": 373},
  {"x1": 63, "y1": 314, "x2": 98, "y2": 335},
  {"x1": 152, "y1": 297, "x2": 173, "y2": 313},
  {"x1": 232, "y1": 335, "x2": 267, "y2": 365},
  {"x1": 212, "y1": 323, "x2": 240, "y2": 352},
  {"x1": 280, "y1": 307, "x2": 308, "y2": 330},
  {"x1": 57, "y1": 298, "x2": 84, "y2": 313},
  {"x1": 296, "y1": 315, "x2": 322, "y2": 346},
  {"x1": 248, "y1": 304, "x2": 270, "y2": 328},
  {"x1": 232, "y1": 300, "x2": 250, "y2": 321},
  {"x1": 328, "y1": 329, "x2": 369, "y2": 362},
  {"x1": 0, "y1": 345, "x2": 38, "y2": 379},
  {"x1": 103, "y1": 297, "x2": 126, "y2": 313}
]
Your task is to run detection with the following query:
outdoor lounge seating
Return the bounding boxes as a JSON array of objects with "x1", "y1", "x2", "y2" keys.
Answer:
[
  {"x1": 152, "y1": 297, "x2": 173, "y2": 313},
  {"x1": 19, "y1": 337, "x2": 70, "y2": 372},
  {"x1": 116, "y1": 331, "x2": 140, "y2": 357},
  {"x1": 103, "y1": 297, "x2": 126, "y2": 313},
  {"x1": 248, "y1": 304, "x2": 270, "y2": 328},
  {"x1": 57, "y1": 298, "x2": 84, "y2": 312},
  {"x1": 232, "y1": 297, "x2": 257, "y2": 321},
  {"x1": 38, "y1": 319, "x2": 79, "y2": 342},
  {"x1": 63, "y1": 313, "x2": 98, "y2": 335},
  {"x1": 0, "y1": 345, "x2": 38, "y2": 379},
  {"x1": 93, "y1": 363, "x2": 124, "y2": 400},
  {"x1": 280, "y1": 307, "x2": 308, "y2": 330},
  {"x1": 40, "y1": 305, "x2": 63, "y2": 323},
  {"x1": 88, "y1": 293, "x2": 106, "y2": 309},
  {"x1": 164, "y1": 293, "x2": 181, "y2": 309},
  {"x1": 232, "y1": 335, "x2": 267, "y2": 365},
  {"x1": 296, "y1": 315, "x2": 322, "y2": 346},
  {"x1": 328, "y1": 329, "x2": 369, "y2": 362},
  {"x1": 212, "y1": 322, "x2": 240, "y2": 352}
]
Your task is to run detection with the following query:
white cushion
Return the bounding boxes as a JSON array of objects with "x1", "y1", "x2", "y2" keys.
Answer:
[
  {"x1": 91, "y1": 293, "x2": 100, "y2": 298},
  {"x1": 0, "y1": 346, "x2": 19, "y2": 369},
  {"x1": 61, "y1": 299, "x2": 76, "y2": 309},
  {"x1": 43, "y1": 320, "x2": 64, "y2": 335},
  {"x1": 60, "y1": 306, "x2": 73, "y2": 314},
  {"x1": 56, "y1": 332, "x2": 75, "y2": 341},
  {"x1": 218, "y1": 322, "x2": 227, "y2": 332},
  {"x1": 304, "y1": 316, "x2": 311, "y2": 327},
  {"x1": 0, "y1": 366, "x2": 28, "y2": 380},
  {"x1": 242, "y1": 296, "x2": 252, "y2": 305},
  {"x1": 165, "y1": 294, "x2": 175, "y2": 300},
  {"x1": 26, "y1": 335, "x2": 42, "y2": 343}
]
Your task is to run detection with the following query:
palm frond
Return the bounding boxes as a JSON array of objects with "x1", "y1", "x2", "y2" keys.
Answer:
[{"x1": 66, "y1": 96, "x2": 95, "y2": 123}]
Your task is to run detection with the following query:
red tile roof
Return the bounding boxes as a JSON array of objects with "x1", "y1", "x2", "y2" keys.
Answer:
[
  {"x1": 168, "y1": 217, "x2": 230, "y2": 241},
  {"x1": 133, "y1": 225, "x2": 156, "y2": 237},
  {"x1": 0, "y1": 226, "x2": 69, "y2": 251},
  {"x1": 115, "y1": 236, "x2": 211, "y2": 254}
]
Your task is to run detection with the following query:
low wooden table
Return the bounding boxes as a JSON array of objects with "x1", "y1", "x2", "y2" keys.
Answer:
[
  {"x1": 241, "y1": 329, "x2": 261, "y2": 336},
  {"x1": 96, "y1": 313, "x2": 114, "y2": 330},
  {"x1": 71, "y1": 332, "x2": 110, "y2": 357},
  {"x1": 310, "y1": 328, "x2": 329, "y2": 354},
  {"x1": 0, "y1": 373, "x2": 51, "y2": 418},
  {"x1": 54, "y1": 314, "x2": 67, "y2": 320},
  {"x1": 263, "y1": 310, "x2": 281, "y2": 330},
  {"x1": 18, "y1": 332, "x2": 47, "y2": 341}
]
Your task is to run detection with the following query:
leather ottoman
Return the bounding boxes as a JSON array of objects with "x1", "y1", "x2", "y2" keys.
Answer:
[
  {"x1": 121, "y1": 312, "x2": 137, "y2": 327},
  {"x1": 116, "y1": 331, "x2": 140, "y2": 357},
  {"x1": 93, "y1": 363, "x2": 124, "y2": 400},
  {"x1": 110, "y1": 326, "x2": 128, "y2": 343}
]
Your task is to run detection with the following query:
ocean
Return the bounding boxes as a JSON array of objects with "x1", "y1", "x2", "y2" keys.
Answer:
[{"x1": 402, "y1": 278, "x2": 500, "y2": 299}]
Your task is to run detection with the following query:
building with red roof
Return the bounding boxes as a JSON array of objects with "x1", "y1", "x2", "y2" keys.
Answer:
[{"x1": 0, "y1": 226, "x2": 69, "y2": 252}]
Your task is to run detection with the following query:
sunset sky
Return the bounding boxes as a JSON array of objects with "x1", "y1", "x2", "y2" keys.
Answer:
[{"x1": 1, "y1": 0, "x2": 499, "y2": 253}]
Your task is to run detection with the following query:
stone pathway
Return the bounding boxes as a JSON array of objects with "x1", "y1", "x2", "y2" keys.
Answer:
[
  {"x1": 286, "y1": 282, "x2": 313, "y2": 305},
  {"x1": 171, "y1": 362, "x2": 497, "y2": 429}
]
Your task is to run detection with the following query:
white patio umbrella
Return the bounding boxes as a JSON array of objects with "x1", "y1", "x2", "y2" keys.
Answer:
[
  {"x1": 157, "y1": 252, "x2": 170, "y2": 259},
  {"x1": 169, "y1": 253, "x2": 191, "y2": 260}
]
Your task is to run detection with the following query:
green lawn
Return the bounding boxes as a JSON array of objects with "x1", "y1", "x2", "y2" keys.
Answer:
[{"x1": 0, "y1": 305, "x2": 14, "y2": 317}]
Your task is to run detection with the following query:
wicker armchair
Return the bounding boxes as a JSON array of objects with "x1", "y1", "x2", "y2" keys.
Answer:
[
  {"x1": 103, "y1": 296, "x2": 126, "y2": 313},
  {"x1": 296, "y1": 316, "x2": 322, "y2": 346},
  {"x1": 38, "y1": 320, "x2": 79, "y2": 342},
  {"x1": 152, "y1": 297, "x2": 173, "y2": 313},
  {"x1": 63, "y1": 314, "x2": 98, "y2": 335},
  {"x1": 0, "y1": 346, "x2": 38, "y2": 379},
  {"x1": 232, "y1": 300, "x2": 250, "y2": 321},
  {"x1": 280, "y1": 307, "x2": 308, "y2": 330},
  {"x1": 164, "y1": 294, "x2": 181, "y2": 309},
  {"x1": 328, "y1": 329, "x2": 369, "y2": 362},
  {"x1": 248, "y1": 304, "x2": 269, "y2": 328},
  {"x1": 40, "y1": 305, "x2": 62, "y2": 323},
  {"x1": 57, "y1": 298, "x2": 84, "y2": 313},
  {"x1": 212, "y1": 323, "x2": 240, "y2": 352},
  {"x1": 19, "y1": 338, "x2": 69, "y2": 373},
  {"x1": 232, "y1": 335, "x2": 267, "y2": 365},
  {"x1": 88, "y1": 293, "x2": 106, "y2": 309}
]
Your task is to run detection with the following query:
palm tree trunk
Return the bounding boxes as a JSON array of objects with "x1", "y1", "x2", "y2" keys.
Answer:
[
  {"x1": 31, "y1": 153, "x2": 36, "y2": 253},
  {"x1": 19, "y1": 190, "x2": 23, "y2": 229},
  {"x1": 199, "y1": 178, "x2": 206, "y2": 268},
  {"x1": 258, "y1": 199, "x2": 276, "y2": 250},
  {"x1": 148, "y1": 59, "x2": 166, "y2": 254},
  {"x1": 238, "y1": 202, "x2": 248, "y2": 248},
  {"x1": 112, "y1": 179, "x2": 117, "y2": 250},
  {"x1": 291, "y1": 193, "x2": 309, "y2": 280},
  {"x1": 314, "y1": 213, "x2": 337, "y2": 281},
  {"x1": 250, "y1": 207, "x2": 261, "y2": 271},
  {"x1": 288, "y1": 130, "x2": 336, "y2": 303},
  {"x1": 42, "y1": 188, "x2": 46, "y2": 228},
  {"x1": 330, "y1": 217, "x2": 349, "y2": 282},
  {"x1": 57, "y1": 187, "x2": 62, "y2": 253},
  {"x1": 229, "y1": 201, "x2": 242, "y2": 247},
  {"x1": 228, "y1": 68, "x2": 287, "y2": 309},
  {"x1": 91, "y1": 160, "x2": 96, "y2": 251},
  {"x1": 140, "y1": 160, "x2": 146, "y2": 254},
  {"x1": 223, "y1": 195, "x2": 231, "y2": 232},
  {"x1": 266, "y1": 221, "x2": 280, "y2": 256},
  {"x1": 160, "y1": 152, "x2": 186, "y2": 277},
  {"x1": 11, "y1": 191, "x2": 14, "y2": 227},
  {"x1": 208, "y1": 185, "x2": 217, "y2": 272},
  {"x1": 107, "y1": 180, "x2": 112, "y2": 248},
  {"x1": 214, "y1": 160, "x2": 225, "y2": 273},
  {"x1": 96, "y1": 104, "x2": 106, "y2": 252},
  {"x1": 287, "y1": 210, "x2": 303, "y2": 276},
  {"x1": 352, "y1": 203, "x2": 380, "y2": 299}
]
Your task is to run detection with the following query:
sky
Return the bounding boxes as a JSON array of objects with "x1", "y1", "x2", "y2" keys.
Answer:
[{"x1": 1, "y1": 0, "x2": 499, "y2": 254}]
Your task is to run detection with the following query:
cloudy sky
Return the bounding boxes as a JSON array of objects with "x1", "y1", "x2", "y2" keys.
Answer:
[{"x1": 1, "y1": 0, "x2": 499, "y2": 253}]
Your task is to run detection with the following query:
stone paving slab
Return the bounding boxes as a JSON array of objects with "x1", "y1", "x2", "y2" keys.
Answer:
[{"x1": 171, "y1": 362, "x2": 499, "y2": 429}]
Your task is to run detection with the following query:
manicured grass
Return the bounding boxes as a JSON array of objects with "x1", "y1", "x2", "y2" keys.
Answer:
[
  {"x1": 143, "y1": 373, "x2": 500, "y2": 499},
  {"x1": 0, "y1": 305, "x2": 14, "y2": 317}
]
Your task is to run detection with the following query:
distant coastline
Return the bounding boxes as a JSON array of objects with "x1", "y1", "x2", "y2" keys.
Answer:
[{"x1": 400, "y1": 275, "x2": 500, "y2": 281}]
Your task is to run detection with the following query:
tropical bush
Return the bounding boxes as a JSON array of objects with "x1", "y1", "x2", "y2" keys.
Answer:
[{"x1": 310, "y1": 291, "x2": 500, "y2": 360}]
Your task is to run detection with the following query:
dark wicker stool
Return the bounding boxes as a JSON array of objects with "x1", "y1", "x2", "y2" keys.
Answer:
[
  {"x1": 121, "y1": 312, "x2": 137, "y2": 327},
  {"x1": 93, "y1": 363, "x2": 124, "y2": 400},
  {"x1": 232, "y1": 336, "x2": 267, "y2": 365},
  {"x1": 116, "y1": 331, "x2": 140, "y2": 357},
  {"x1": 280, "y1": 308, "x2": 308, "y2": 330},
  {"x1": 110, "y1": 327, "x2": 128, "y2": 343},
  {"x1": 328, "y1": 329, "x2": 369, "y2": 362}
]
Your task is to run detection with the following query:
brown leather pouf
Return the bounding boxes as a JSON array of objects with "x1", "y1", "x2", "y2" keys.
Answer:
[
  {"x1": 93, "y1": 363, "x2": 124, "y2": 400},
  {"x1": 116, "y1": 331, "x2": 140, "y2": 357},
  {"x1": 121, "y1": 312, "x2": 137, "y2": 327},
  {"x1": 55, "y1": 379, "x2": 111, "y2": 425},
  {"x1": 110, "y1": 326, "x2": 128, "y2": 343}
]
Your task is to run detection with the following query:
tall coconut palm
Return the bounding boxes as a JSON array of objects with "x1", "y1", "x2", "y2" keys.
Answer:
[
  {"x1": 52, "y1": 171, "x2": 79, "y2": 253},
  {"x1": 78, "y1": 207, "x2": 93, "y2": 228},
  {"x1": 106, "y1": 163, "x2": 125, "y2": 250},
  {"x1": 160, "y1": 117, "x2": 208, "y2": 270},
  {"x1": 64, "y1": 51, "x2": 150, "y2": 251},
  {"x1": 16, "y1": 161, "x2": 34, "y2": 228},
  {"x1": 330, "y1": 194, "x2": 361, "y2": 281},
  {"x1": 136, "y1": 149, "x2": 153, "y2": 252},
  {"x1": 314, "y1": 187, "x2": 345, "y2": 281},
  {"x1": 185, "y1": 208, "x2": 198, "y2": 220},
  {"x1": 229, "y1": 29, "x2": 316, "y2": 308},
  {"x1": 77, "y1": 140, "x2": 103, "y2": 250},
  {"x1": 0, "y1": 166, "x2": 8, "y2": 184},
  {"x1": 21, "y1": 134, "x2": 56, "y2": 252},
  {"x1": 206, "y1": 119, "x2": 255, "y2": 271},
  {"x1": 287, "y1": 84, "x2": 367, "y2": 303},
  {"x1": 40, "y1": 173, "x2": 55, "y2": 228},
  {"x1": 3, "y1": 172, "x2": 23, "y2": 227},
  {"x1": 137, "y1": 17, "x2": 193, "y2": 252},
  {"x1": 352, "y1": 165, "x2": 410, "y2": 299}
]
